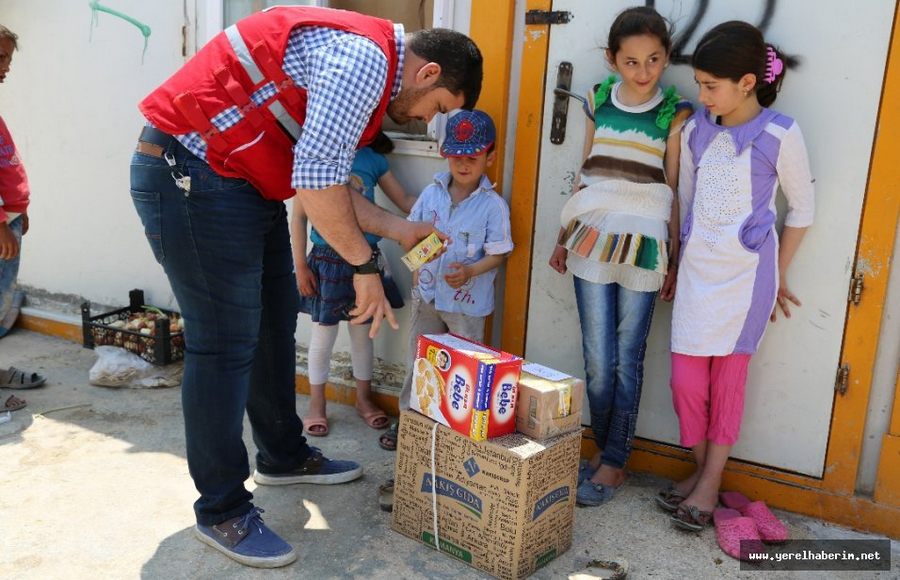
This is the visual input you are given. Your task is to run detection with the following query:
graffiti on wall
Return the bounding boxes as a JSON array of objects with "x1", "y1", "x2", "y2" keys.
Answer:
[
  {"x1": 645, "y1": 0, "x2": 784, "y2": 65},
  {"x1": 88, "y1": 1, "x2": 152, "y2": 63}
]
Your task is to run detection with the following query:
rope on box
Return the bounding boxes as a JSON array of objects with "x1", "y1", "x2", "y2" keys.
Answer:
[{"x1": 430, "y1": 421, "x2": 441, "y2": 551}]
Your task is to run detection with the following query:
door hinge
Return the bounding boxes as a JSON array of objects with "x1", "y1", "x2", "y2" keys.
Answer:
[
  {"x1": 848, "y1": 272, "x2": 864, "y2": 305},
  {"x1": 835, "y1": 364, "x2": 850, "y2": 395},
  {"x1": 525, "y1": 10, "x2": 573, "y2": 25}
]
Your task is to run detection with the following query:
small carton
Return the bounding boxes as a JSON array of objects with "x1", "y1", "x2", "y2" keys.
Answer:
[
  {"x1": 392, "y1": 410, "x2": 580, "y2": 580},
  {"x1": 410, "y1": 333, "x2": 522, "y2": 441},
  {"x1": 401, "y1": 232, "x2": 444, "y2": 271},
  {"x1": 515, "y1": 362, "x2": 585, "y2": 441}
]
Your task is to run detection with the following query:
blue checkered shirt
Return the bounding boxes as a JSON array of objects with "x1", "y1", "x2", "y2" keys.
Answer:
[{"x1": 172, "y1": 24, "x2": 405, "y2": 191}]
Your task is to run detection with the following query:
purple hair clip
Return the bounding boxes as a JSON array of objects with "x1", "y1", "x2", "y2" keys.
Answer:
[{"x1": 765, "y1": 45, "x2": 784, "y2": 84}]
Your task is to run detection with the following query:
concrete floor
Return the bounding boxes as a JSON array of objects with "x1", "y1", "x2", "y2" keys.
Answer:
[{"x1": 1, "y1": 329, "x2": 898, "y2": 580}]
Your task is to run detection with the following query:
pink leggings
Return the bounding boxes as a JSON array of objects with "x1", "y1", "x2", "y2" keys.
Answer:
[{"x1": 670, "y1": 353, "x2": 752, "y2": 448}]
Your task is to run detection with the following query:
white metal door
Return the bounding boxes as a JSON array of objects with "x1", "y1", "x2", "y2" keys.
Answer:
[{"x1": 525, "y1": 0, "x2": 896, "y2": 476}]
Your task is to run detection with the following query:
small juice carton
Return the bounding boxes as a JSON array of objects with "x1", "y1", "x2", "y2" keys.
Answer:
[
  {"x1": 401, "y1": 232, "x2": 444, "y2": 271},
  {"x1": 410, "y1": 333, "x2": 522, "y2": 440}
]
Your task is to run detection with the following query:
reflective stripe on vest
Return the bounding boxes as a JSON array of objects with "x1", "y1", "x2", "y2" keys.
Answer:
[{"x1": 224, "y1": 24, "x2": 302, "y2": 141}]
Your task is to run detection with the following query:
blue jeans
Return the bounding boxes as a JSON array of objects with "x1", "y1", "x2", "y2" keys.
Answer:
[
  {"x1": 0, "y1": 215, "x2": 23, "y2": 338},
  {"x1": 130, "y1": 136, "x2": 310, "y2": 526},
  {"x1": 574, "y1": 277, "x2": 656, "y2": 469}
]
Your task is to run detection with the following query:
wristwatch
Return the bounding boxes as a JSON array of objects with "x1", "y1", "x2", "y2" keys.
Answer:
[{"x1": 351, "y1": 250, "x2": 381, "y2": 275}]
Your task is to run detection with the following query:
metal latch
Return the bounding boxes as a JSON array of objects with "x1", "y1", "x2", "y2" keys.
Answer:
[
  {"x1": 835, "y1": 364, "x2": 850, "y2": 395},
  {"x1": 525, "y1": 10, "x2": 573, "y2": 25},
  {"x1": 550, "y1": 61, "x2": 573, "y2": 145},
  {"x1": 848, "y1": 272, "x2": 864, "y2": 305}
]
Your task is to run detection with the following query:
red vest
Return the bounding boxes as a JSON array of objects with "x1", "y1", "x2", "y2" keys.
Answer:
[{"x1": 139, "y1": 6, "x2": 398, "y2": 201}]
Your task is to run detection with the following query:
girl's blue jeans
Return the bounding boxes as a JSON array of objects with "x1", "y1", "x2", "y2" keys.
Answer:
[
  {"x1": 0, "y1": 215, "x2": 22, "y2": 338},
  {"x1": 130, "y1": 137, "x2": 310, "y2": 526},
  {"x1": 574, "y1": 276, "x2": 656, "y2": 469}
]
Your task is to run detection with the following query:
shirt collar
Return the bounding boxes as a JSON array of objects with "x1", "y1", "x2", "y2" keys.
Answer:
[
  {"x1": 698, "y1": 107, "x2": 778, "y2": 155},
  {"x1": 391, "y1": 24, "x2": 405, "y2": 100},
  {"x1": 435, "y1": 171, "x2": 495, "y2": 197}
]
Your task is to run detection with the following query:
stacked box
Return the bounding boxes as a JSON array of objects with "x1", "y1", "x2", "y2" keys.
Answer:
[
  {"x1": 515, "y1": 362, "x2": 586, "y2": 440},
  {"x1": 392, "y1": 410, "x2": 581, "y2": 580},
  {"x1": 410, "y1": 333, "x2": 522, "y2": 441}
]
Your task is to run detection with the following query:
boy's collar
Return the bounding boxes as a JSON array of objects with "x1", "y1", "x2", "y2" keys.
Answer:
[{"x1": 435, "y1": 171, "x2": 494, "y2": 195}]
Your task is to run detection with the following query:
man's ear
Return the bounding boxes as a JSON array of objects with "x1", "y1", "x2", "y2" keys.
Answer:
[{"x1": 415, "y1": 62, "x2": 442, "y2": 87}]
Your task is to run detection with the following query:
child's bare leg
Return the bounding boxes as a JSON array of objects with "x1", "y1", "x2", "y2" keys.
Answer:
[
  {"x1": 354, "y1": 378, "x2": 381, "y2": 415},
  {"x1": 673, "y1": 439, "x2": 707, "y2": 496},
  {"x1": 681, "y1": 442, "x2": 730, "y2": 512}
]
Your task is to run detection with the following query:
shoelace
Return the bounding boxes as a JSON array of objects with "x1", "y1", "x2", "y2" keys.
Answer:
[{"x1": 236, "y1": 507, "x2": 266, "y2": 535}]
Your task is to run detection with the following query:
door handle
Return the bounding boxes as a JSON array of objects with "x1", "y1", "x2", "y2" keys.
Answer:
[{"x1": 550, "y1": 61, "x2": 574, "y2": 145}]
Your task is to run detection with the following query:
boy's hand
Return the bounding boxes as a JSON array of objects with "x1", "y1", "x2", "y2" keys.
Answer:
[
  {"x1": 21, "y1": 213, "x2": 28, "y2": 236},
  {"x1": 548, "y1": 245, "x2": 568, "y2": 274},
  {"x1": 295, "y1": 263, "x2": 318, "y2": 297},
  {"x1": 444, "y1": 262, "x2": 471, "y2": 288},
  {"x1": 0, "y1": 222, "x2": 19, "y2": 260}
]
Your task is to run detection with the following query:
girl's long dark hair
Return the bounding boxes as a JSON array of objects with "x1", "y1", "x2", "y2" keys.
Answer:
[{"x1": 692, "y1": 21, "x2": 798, "y2": 107}]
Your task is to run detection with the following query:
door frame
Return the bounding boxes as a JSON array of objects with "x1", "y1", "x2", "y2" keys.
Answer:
[{"x1": 500, "y1": 0, "x2": 900, "y2": 536}]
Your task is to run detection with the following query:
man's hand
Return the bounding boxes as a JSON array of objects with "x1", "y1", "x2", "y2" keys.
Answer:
[
  {"x1": 295, "y1": 264, "x2": 318, "y2": 297},
  {"x1": 548, "y1": 245, "x2": 568, "y2": 274},
  {"x1": 444, "y1": 262, "x2": 471, "y2": 289},
  {"x1": 350, "y1": 273, "x2": 399, "y2": 338},
  {"x1": 398, "y1": 221, "x2": 449, "y2": 252},
  {"x1": 0, "y1": 222, "x2": 19, "y2": 260}
]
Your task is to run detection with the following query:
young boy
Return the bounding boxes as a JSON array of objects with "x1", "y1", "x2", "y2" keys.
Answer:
[{"x1": 378, "y1": 109, "x2": 513, "y2": 452}]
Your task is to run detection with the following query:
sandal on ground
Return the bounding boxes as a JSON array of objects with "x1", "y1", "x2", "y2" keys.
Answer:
[
  {"x1": 378, "y1": 479, "x2": 394, "y2": 512},
  {"x1": 0, "y1": 367, "x2": 46, "y2": 390},
  {"x1": 720, "y1": 491, "x2": 789, "y2": 542},
  {"x1": 357, "y1": 407, "x2": 389, "y2": 430},
  {"x1": 303, "y1": 417, "x2": 329, "y2": 437},
  {"x1": 671, "y1": 503, "x2": 714, "y2": 532},
  {"x1": 378, "y1": 421, "x2": 398, "y2": 451},
  {"x1": 3, "y1": 394, "x2": 26, "y2": 412},
  {"x1": 714, "y1": 507, "x2": 766, "y2": 560},
  {"x1": 655, "y1": 484, "x2": 688, "y2": 513}
]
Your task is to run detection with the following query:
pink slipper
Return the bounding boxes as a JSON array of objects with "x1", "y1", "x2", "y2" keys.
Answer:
[
  {"x1": 713, "y1": 508, "x2": 765, "y2": 561},
  {"x1": 720, "y1": 491, "x2": 789, "y2": 543}
]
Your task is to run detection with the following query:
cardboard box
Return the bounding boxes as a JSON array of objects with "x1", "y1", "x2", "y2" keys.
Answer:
[
  {"x1": 410, "y1": 333, "x2": 522, "y2": 441},
  {"x1": 392, "y1": 410, "x2": 580, "y2": 580},
  {"x1": 515, "y1": 362, "x2": 586, "y2": 440}
]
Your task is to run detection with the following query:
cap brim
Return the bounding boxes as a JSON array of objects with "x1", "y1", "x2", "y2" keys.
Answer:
[{"x1": 439, "y1": 141, "x2": 494, "y2": 158}]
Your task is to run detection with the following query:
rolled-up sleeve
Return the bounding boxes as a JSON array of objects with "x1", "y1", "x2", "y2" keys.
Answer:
[
  {"x1": 291, "y1": 36, "x2": 388, "y2": 190},
  {"x1": 483, "y1": 195, "x2": 514, "y2": 255}
]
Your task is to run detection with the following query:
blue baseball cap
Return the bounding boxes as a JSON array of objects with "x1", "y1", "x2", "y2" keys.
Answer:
[{"x1": 440, "y1": 110, "x2": 496, "y2": 158}]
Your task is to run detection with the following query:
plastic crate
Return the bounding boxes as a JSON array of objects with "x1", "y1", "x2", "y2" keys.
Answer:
[{"x1": 81, "y1": 289, "x2": 185, "y2": 365}]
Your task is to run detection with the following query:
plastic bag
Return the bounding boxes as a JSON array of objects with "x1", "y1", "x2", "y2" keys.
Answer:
[{"x1": 88, "y1": 345, "x2": 183, "y2": 388}]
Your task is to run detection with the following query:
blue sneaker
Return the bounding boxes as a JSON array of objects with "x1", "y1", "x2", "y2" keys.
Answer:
[
  {"x1": 253, "y1": 447, "x2": 363, "y2": 486},
  {"x1": 194, "y1": 507, "x2": 296, "y2": 568},
  {"x1": 576, "y1": 479, "x2": 620, "y2": 507}
]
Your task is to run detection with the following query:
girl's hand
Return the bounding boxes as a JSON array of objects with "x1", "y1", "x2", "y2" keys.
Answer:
[
  {"x1": 771, "y1": 280, "x2": 801, "y2": 322},
  {"x1": 659, "y1": 264, "x2": 677, "y2": 302},
  {"x1": 549, "y1": 245, "x2": 568, "y2": 274},
  {"x1": 444, "y1": 262, "x2": 471, "y2": 288},
  {"x1": 295, "y1": 264, "x2": 318, "y2": 297}
]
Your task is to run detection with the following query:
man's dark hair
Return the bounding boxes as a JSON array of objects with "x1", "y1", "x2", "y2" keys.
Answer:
[
  {"x1": 0, "y1": 25, "x2": 19, "y2": 50},
  {"x1": 407, "y1": 28, "x2": 483, "y2": 109}
]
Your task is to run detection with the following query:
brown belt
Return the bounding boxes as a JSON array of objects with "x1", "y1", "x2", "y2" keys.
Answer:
[{"x1": 136, "y1": 141, "x2": 165, "y2": 158}]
